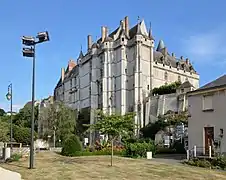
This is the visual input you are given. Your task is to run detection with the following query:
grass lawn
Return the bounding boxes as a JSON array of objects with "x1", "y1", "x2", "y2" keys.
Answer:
[{"x1": 1, "y1": 151, "x2": 226, "y2": 180}]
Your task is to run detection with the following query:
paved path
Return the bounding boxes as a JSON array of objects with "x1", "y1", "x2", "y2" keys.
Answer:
[
  {"x1": 0, "y1": 167, "x2": 21, "y2": 180},
  {"x1": 152, "y1": 154, "x2": 186, "y2": 165}
]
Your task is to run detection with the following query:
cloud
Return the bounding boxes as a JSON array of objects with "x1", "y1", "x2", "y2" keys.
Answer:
[
  {"x1": 0, "y1": 103, "x2": 24, "y2": 112},
  {"x1": 181, "y1": 27, "x2": 226, "y2": 63}
]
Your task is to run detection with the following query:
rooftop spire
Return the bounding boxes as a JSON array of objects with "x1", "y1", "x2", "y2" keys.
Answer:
[
  {"x1": 156, "y1": 40, "x2": 165, "y2": 51},
  {"x1": 78, "y1": 45, "x2": 84, "y2": 59},
  {"x1": 148, "y1": 22, "x2": 154, "y2": 40}
]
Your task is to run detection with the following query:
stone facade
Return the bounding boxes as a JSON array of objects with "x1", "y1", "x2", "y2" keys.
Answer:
[
  {"x1": 145, "y1": 81, "x2": 195, "y2": 125},
  {"x1": 54, "y1": 16, "x2": 200, "y2": 142}
]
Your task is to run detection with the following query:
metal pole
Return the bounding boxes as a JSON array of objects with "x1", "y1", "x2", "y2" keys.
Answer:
[
  {"x1": 10, "y1": 84, "x2": 13, "y2": 149},
  {"x1": 53, "y1": 129, "x2": 56, "y2": 148},
  {"x1": 29, "y1": 44, "x2": 35, "y2": 169}
]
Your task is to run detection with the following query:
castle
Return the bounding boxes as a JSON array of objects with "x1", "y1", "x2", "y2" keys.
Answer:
[{"x1": 54, "y1": 16, "x2": 200, "y2": 140}]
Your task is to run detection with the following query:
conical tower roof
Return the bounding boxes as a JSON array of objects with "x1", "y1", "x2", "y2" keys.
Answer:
[{"x1": 156, "y1": 40, "x2": 165, "y2": 51}]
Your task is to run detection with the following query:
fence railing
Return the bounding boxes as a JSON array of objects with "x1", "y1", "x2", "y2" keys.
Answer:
[{"x1": 186, "y1": 145, "x2": 213, "y2": 160}]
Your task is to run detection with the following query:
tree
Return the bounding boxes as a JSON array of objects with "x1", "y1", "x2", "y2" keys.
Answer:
[
  {"x1": 13, "y1": 125, "x2": 38, "y2": 145},
  {"x1": 140, "y1": 111, "x2": 189, "y2": 139},
  {"x1": 0, "y1": 108, "x2": 6, "y2": 116},
  {"x1": 0, "y1": 121, "x2": 9, "y2": 142},
  {"x1": 13, "y1": 104, "x2": 39, "y2": 131},
  {"x1": 39, "y1": 102, "x2": 76, "y2": 144},
  {"x1": 76, "y1": 108, "x2": 90, "y2": 140},
  {"x1": 88, "y1": 110, "x2": 136, "y2": 166}
]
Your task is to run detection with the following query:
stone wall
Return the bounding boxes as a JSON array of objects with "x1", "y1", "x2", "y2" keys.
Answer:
[{"x1": 145, "y1": 93, "x2": 186, "y2": 124}]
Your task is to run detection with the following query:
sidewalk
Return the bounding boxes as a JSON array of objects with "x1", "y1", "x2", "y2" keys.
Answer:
[{"x1": 0, "y1": 167, "x2": 21, "y2": 180}]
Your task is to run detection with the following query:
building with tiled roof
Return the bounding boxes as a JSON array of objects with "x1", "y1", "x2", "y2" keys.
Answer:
[{"x1": 54, "y1": 16, "x2": 200, "y2": 142}]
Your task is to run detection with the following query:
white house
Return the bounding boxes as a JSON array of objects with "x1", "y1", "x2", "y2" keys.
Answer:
[{"x1": 187, "y1": 74, "x2": 226, "y2": 155}]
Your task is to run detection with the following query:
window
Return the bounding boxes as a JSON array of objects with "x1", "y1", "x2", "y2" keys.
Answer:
[
  {"x1": 70, "y1": 79, "x2": 72, "y2": 88},
  {"x1": 122, "y1": 38, "x2": 124, "y2": 41},
  {"x1": 100, "y1": 69, "x2": 103, "y2": 78},
  {"x1": 147, "y1": 85, "x2": 149, "y2": 90},
  {"x1": 164, "y1": 72, "x2": 168, "y2": 81},
  {"x1": 181, "y1": 88, "x2": 184, "y2": 93},
  {"x1": 125, "y1": 69, "x2": 127, "y2": 74},
  {"x1": 202, "y1": 95, "x2": 213, "y2": 111},
  {"x1": 178, "y1": 75, "x2": 181, "y2": 82}
]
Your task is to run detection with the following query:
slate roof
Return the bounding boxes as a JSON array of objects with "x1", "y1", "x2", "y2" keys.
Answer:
[
  {"x1": 154, "y1": 50, "x2": 196, "y2": 74},
  {"x1": 198, "y1": 74, "x2": 226, "y2": 91}
]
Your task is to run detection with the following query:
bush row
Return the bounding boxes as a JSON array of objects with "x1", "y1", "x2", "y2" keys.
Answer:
[{"x1": 185, "y1": 156, "x2": 226, "y2": 170}]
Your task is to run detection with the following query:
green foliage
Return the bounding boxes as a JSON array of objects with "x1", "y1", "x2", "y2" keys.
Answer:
[
  {"x1": 0, "y1": 108, "x2": 6, "y2": 116},
  {"x1": 13, "y1": 104, "x2": 39, "y2": 132},
  {"x1": 186, "y1": 156, "x2": 226, "y2": 170},
  {"x1": 172, "y1": 141, "x2": 186, "y2": 154},
  {"x1": 88, "y1": 110, "x2": 136, "y2": 139},
  {"x1": 6, "y1": 153, "x2": 22, "y2": 163},
  {"x1": 140, "y1": 111, "x2": 188, "y2": 139},
  {"x1": 13, "y1": 125, "x2": 37, "y2": 145},
  {"x1": 61, "y1": 135, "x2": 82, "y2": 156},
  {"x1": 0, "y1": 121, "x2": 9, "y2": 142},
  {"x1": 156, "y1": 147, "x2": 177, "y2": 154},
  {"x1": 212, "y1": 156, "x2": 226, "y2": 170},
  {"x1": 39, "y1": 102, "x2": 76, "y2": 143},
  {"x1": 140, "y1": 120, "x2": 167, "y2": 140},
  {"x1": 124, "y1": 142, "x2": 156, "y2": 158},
  {"x1": 186, "y1": 158, "x2": 212, "y2": 168},
  {"x1": 76, "y1": 108, "x2": 90, "y2": 140},
  {"x1": 152, "y1": 81, "x2": 181, "y2": 95}
]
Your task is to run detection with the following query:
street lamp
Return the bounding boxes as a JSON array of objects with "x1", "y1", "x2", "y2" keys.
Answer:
[
  {"x1": 22, "y1": 31, "x2": 50, "y2": 169},
  {"x1": 6, "y1": 83, "x2": 13, "y2": 150}
]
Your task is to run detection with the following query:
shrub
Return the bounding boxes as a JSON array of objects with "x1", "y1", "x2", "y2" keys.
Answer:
[
  {"x1": 124, "y1": 142, "x2": 156, "y2": 158},
  {"x1": 61, "y1": 135, "x2": 82, "y2": 156},
  {"x1": 6, "y1": 153, "x2": 22, "y2": 163},
  {"x1": 156, "y1": 147, "x2": 176, "y2": 154},
  {"x1": 211, "y1": 156, "x2": 226, "y2": 170},
  {"x1": 185, "y1": 158, "x2": 211, "y2": 168},
  {"x1": 172, "y1": 141, "x2": 186, "y2": 154},
  {"x1": 13, "y1": 125, "x2": 37, "y2": 145}
]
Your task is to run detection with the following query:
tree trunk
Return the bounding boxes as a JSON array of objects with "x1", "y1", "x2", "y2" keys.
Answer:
[{"x1": 111, "y1": 139, "x2": 113, "y2": 166}]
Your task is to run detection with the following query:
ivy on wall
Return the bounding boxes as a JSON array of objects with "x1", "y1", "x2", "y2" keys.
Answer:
[{"x1": 152, "y1": 81, "x2": 181, "y2": 95}]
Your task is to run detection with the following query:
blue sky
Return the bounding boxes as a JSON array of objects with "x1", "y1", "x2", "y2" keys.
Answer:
[{"x1": 0, "y1": 0, "x2": 225, "y2": 112}]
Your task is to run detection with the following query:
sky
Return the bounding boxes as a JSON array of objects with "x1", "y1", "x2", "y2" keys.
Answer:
[{"x1": 0, "y1": 0, "x2": 226, "y2": 112}]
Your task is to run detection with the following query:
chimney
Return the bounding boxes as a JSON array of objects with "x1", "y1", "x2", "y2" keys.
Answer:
[
  {"x1": 61, "y1": 68, "x2": 65, "y2": 83},
  {"x1": 87, "y1": 35, "x2": 92, "y2": 50},
  {"x1": 172, "y1": 53, "x2": 175, "y2": 57},
  {"x1": 101, "y1": 26, "x2": 106, "y2": 43},
  {"x1": 124, "y1": 16, "x2": 129, "y2": 36},
  {"x1": 180, "y1": 56, "x2": 184, "y2": 60},
  {"x1": 185, "y1": 58, "x2": 190, "y2": 64},
  {"x1": 120, "y1": 20, "x2": 125, "y2": 30},
  {"x1": 68, "y1": 60, "x2": 76, "y2": 71},
  {"x1": 105, "y1": 27, "x2": 108, "y2": 37}
]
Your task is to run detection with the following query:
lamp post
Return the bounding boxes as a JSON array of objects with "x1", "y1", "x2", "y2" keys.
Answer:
[
  {"x1": 6, "y1": 83, "x2": 13, "y2": 149},
  {"x1": 22, "y1": 31, "x2": 50, "y2": 169}
]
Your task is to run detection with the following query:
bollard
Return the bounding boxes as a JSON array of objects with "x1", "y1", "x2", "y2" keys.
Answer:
[
  {"x1": 187, "y1": 150, "x2": 189, "y2": 160},
  {"x1": 3, "y1": 147, "x2": 11, "y2": 160},
  {"x1": 147, "y1": 152, "x2": 152, "y2": 160},
  {"x1": 209, "y1": 146, "x2": 211, "y2": 158},
  {"x1": 194, "y1": 145, "x2": 196, "y2": 157}
]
